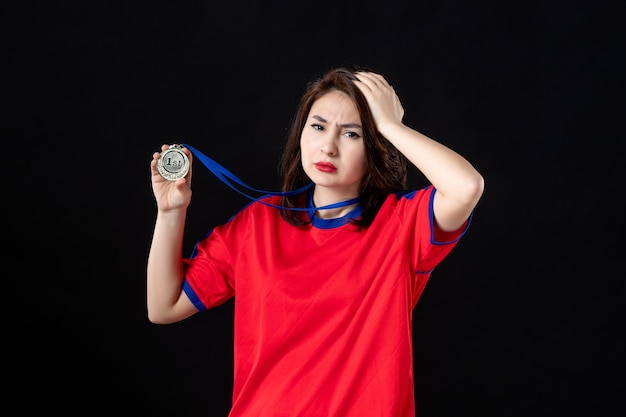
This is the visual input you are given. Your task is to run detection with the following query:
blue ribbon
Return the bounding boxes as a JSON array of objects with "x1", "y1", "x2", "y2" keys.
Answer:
[{"x1": 183, "y1": 143, "x2": 359, "y2": 211}]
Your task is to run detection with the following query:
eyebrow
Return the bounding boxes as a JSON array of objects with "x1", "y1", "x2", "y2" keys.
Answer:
[{"x1": 311, "y1": 115, "x2": 362, "y2": 129}]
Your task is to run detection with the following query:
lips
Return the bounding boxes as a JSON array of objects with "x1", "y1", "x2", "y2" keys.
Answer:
[{"x1": 314, "y1": 162, "x2": 337, "y2": 173}]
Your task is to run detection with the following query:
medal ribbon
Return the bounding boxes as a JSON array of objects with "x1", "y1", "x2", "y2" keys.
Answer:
[{"x1": 182, "y1": 143, "x2": 359, "y2": 211}]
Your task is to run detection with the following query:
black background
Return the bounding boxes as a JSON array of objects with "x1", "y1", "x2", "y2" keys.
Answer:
[{"x1": 7, "y1": 1, "x2": 625, "y2": 415}]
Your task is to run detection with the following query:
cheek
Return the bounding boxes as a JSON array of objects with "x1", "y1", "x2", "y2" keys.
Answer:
[
  {"x1": 344, "y1": 148, "x2": 367, "y2": 179},
  {"x1": 357, "y1": 156, "x2": 368, "y2": 175},
  {"x1": 357, "y1": 152, "x2": 369, "y2": 177},
  {"x1": 352, "y1": 145, "x2": 367, "y2": 169},
  {"x1": 299, "y1": 133, "x2": 317, "y2": 156}
]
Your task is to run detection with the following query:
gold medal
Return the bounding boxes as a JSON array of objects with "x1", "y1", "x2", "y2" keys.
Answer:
[{"x1": 157, "y1": 144, "x2": 189, "y2": 181}]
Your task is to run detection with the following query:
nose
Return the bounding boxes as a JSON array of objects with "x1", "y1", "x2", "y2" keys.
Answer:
[{"x1": 321, "y1": 134, "x2": 338, "y2": 156}]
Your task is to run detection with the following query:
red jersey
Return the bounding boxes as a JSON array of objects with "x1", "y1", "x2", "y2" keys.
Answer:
[{"x1": 182, "y1": 186, "x2": 469, "y2": 416}]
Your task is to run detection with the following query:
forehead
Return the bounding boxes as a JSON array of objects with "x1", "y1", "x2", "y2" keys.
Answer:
[{"x1": 309, "y1": 91, "x2": 360, "y2": 122}]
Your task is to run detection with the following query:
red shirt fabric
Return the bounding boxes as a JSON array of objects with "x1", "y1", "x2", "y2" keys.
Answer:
[{"x1": 182, "y1": 186, "x2": 469, "y2": 416}]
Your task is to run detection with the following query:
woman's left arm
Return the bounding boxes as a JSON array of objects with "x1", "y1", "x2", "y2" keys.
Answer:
[{"x1": 354, "y1": 71, "x2": 484, "y2": 232}]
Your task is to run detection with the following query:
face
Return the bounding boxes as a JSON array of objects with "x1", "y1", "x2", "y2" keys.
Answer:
[{"x1": 300, "y1": 90, "x2": 367, "y2": 199}]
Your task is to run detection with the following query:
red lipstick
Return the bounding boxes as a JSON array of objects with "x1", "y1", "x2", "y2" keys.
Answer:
[{"x1": 314, "y1": 162, "x2": 337, "y2": 173}]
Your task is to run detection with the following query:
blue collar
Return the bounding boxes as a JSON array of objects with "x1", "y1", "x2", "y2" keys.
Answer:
[{"x1": 307, "y1": 188, "x2": 362, "y2": 229}]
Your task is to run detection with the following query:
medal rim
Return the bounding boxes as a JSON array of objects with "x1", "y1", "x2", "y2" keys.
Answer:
[{"x1": 157, "y1": 146, "x2": 190, "y2": 181}]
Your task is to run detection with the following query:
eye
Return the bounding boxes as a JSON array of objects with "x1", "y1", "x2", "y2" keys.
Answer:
[
  {"x1": 310, "y1": 123, "x2": 324, "y2": 131},
  {"x1": 343, "y1": 131, "x2": 362, "y2": 139}
]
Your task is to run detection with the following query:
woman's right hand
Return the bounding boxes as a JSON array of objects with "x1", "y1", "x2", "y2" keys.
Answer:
[{"x1": 150, "y1": 144, "x2": 193, "y2": 212}]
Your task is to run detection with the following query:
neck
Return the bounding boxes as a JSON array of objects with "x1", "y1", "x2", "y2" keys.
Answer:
[
  {"x1": 311, "y1": 189, "x2": 360, "y2": 219},
  {"x1": 314, "y1": 202, "x2": 359, "y2": 219}
]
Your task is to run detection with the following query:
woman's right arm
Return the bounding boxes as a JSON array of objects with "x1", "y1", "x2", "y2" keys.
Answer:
[{"x1": 146, "y1": 144, "x2": 199, "y2": 324}]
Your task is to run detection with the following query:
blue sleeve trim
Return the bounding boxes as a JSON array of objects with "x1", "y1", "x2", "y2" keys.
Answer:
[
  {"x1": 428, "y1": 186, "x2": 473, "y2": 245},
  {"x1": 182, "y1": 280, "x2": 207, "y2": 312}
]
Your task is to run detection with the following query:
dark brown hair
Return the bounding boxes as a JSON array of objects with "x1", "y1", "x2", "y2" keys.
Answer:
[{"x1": 279, "y1": 66, "x2": 409, "y2": 228}]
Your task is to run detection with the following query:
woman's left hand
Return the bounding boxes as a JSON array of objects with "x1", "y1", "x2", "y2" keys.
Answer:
[{"x1": 353, "y1": 71, "x2": 405, "y2": 131}]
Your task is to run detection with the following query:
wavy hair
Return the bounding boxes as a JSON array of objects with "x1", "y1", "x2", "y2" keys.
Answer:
[{"x1": 279, "y1": 66, "x2": 408, "y2": 229}]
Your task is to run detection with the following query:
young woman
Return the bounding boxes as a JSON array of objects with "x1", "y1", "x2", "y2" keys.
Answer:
[{"x1": 147, "y1": 67, "x2": 484, "y2": 416}]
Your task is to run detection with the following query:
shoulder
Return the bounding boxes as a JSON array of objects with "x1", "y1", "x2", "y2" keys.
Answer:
[
  {"x1": 381, "y1": 186, "x2": 435, "y2": 211},
  {"x1": 224, "y1": 194, "x2": 283, "y2": 223}
]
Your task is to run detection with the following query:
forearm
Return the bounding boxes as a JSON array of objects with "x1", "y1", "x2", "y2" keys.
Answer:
[
  {"x1": 381, "y1": 123, "x2": 483, "y2": 200},
  {"x1": 146, "y1": 208, "x2": 189, "y2": 323}
]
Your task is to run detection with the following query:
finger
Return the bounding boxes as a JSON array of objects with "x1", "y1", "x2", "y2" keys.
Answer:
[
  {"x1": 354, "y1": 71, "x2": 377, "y2": 88},
  {"x1": 365, "y1": 71, "x2": 389, "y2": 85},
  {"x1": 182, "y1": 145, "x2": 192, "y2": 161},
  {"x1": 355, "y1": 71, "x2": 389, "y2": 88}
]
